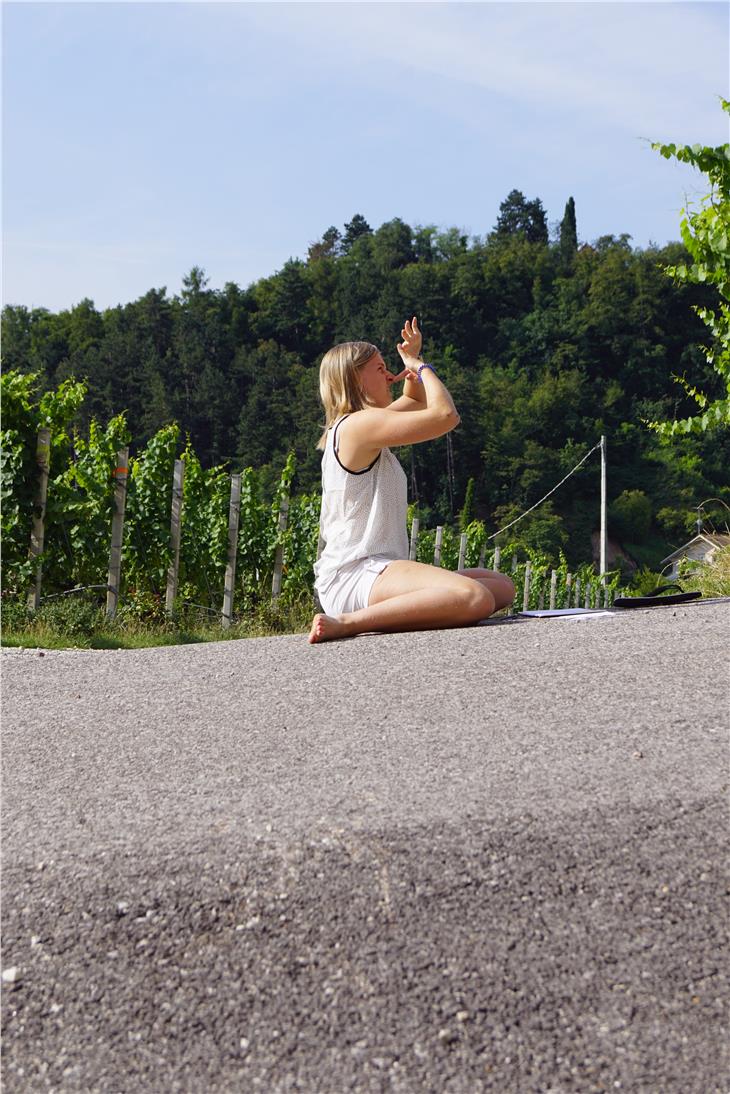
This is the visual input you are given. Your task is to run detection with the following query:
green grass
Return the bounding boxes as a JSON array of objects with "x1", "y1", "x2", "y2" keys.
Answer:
[
  {"x1": 619, "y1": 546, "x2": 730, "y2": 599},
  {"x1": 679, "y1": 545, "x2": 730, "y2": 599},
  {"x1": 0, "y1": 593, "x2": 314, "y2": 650}
]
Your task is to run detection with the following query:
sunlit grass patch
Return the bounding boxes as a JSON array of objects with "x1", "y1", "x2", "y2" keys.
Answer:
[
  {"x1": 0, "y1": 591, "x2": 314, "y2": 650},
  {"x1": 679, "y1": 545, "x2": 730, "y2": 599}
]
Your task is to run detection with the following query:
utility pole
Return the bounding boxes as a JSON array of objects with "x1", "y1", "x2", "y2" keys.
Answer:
[{"x1": 600, "y1": 435, "x2": 607, "y2": 582}]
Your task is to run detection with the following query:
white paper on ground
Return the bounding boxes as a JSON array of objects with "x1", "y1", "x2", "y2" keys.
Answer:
[
  {"x1": 519, "y1": 608, "x2": 614, "y2": 619},
  {"x1": 560, "y1": 611, "x2": 615, "y2": 621}
]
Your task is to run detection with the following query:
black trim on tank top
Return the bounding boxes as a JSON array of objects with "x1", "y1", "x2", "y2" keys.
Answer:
[{"x1": 332, "y1": 414, "x2": 381, "y2": 476}]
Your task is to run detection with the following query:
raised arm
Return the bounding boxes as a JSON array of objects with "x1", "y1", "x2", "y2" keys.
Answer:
[
  {"x1": 360, "y1": 368, "x2": 459, "y2": 447},
  {"x1": 347, "y1": 318, "x2": 460, "y2": 451},
  {"x1": 390, "y1": 317, "x2": 427, "y2": 412}
]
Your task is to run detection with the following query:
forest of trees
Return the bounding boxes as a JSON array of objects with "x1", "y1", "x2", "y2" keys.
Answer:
[{"x1": 2, "y1": 189, "x2": 729, "y2": 571}]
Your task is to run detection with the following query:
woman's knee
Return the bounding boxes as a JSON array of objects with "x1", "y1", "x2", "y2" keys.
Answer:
[
  {"x1": 485, "y1": 573, "x2": 515, "y2": 610},
  {"x1": 501, "y1": 574, "x2": 516, "y2": 605},
  {"x1": 457, "y1": 568, "x2": 515, "y2": 610},
  {"x1": 460, "y1": 580, "x2": 495, "y2": 621}
]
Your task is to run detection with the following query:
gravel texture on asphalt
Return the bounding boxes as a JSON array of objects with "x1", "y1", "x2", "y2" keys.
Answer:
[{"x1": 2, "y1": 602, "x2": 728, "y2": 1092}]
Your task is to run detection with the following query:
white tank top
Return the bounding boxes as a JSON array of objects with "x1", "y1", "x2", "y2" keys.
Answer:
[{"x1": 314, "y1": 414, "x2": 409, "y2": 594}]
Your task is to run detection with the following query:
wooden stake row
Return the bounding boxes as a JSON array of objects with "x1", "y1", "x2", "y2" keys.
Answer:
[
  {"x1": 25, "y1": 432, "x2": 292, "y2": 624},
  {"x1": 25, "y1": 430, "x2": 611, "y2": 619}
]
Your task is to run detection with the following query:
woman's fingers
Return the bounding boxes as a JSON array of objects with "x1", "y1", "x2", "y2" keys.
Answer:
[{"x1": 396, "y1": 317, "x2": 422, "y2": 379}]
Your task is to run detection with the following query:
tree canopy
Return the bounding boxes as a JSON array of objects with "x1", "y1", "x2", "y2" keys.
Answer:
[{"x1": 3, "y1": 187, "x2": 729, "y2": 570}]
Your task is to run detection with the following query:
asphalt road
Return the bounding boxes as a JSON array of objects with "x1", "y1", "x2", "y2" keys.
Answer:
[{"x1": 2, "y1": 602, "x2": 728, "y2": 1092}]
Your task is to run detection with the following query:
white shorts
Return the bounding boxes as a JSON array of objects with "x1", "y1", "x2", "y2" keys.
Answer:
[{"x1": 316, "y1": 556, "x2": 397, "y2": 616}]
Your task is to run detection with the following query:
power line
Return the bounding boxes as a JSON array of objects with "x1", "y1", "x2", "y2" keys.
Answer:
[{"x1": 488, "y1": 441, "x2": 602, "y2": 541}]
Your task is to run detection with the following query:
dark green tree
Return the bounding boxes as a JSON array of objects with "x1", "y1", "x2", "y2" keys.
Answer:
[
  {"x1": 413, "y1": 225, "x2": 438, "y2": 263},
  {"x1": 341, "y1": 213, "x2": 372, "y2": 253},
  {"x1": 559, "y1": 196, "x2": 578, "y2": 270},
  {"x1": 308, "y1": 226, "x2": 341, "y2": 263},
  {"x1": 372, "y1": 218, "x2": 415, "y2": 273},
  {"x1": 459, "y1": 477, "x2": 475, "y2": 531},
  {"x1": 494, "y1": 190, "x2": 548, "y2": 244},
  {"x1": 256, "y1": 259, "x2": 311, "y2": 352}
]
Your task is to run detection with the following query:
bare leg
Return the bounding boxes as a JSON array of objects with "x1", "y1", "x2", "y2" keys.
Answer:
[
  {"x1": 456, "y1": 569, "x2": 516, "y2": 612},
  {"x1": 309, "y1": 561, "x2": 495, "y2": 644}
]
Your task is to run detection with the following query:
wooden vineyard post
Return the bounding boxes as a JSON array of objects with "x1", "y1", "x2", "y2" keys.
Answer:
[
  {"x1": 565, "y1": 572, "x2": 573, "y2": 608},
  {"x1": 478, "y1": 543, "x2": 486, "y2": 568},
  {"x1": 433, "y1": 526, "x2": 443, "y2": 567},
  {"x1": 522, "y1": 560, "x2": 532, "y2": 612},
  {"x1": 27, "y1": 428, "x2": 51, "y2": 612},
  {"x1": 584, "y1": 585, "x2": 591, "y2": 609},
  {"x1": 493, "y1": 546, "x2": 501, "y2": 571},
  {"x1": 221, "y1": 473, "x2": 242, "y2": 629},
  {"x1": 509, "y1": 556, "x2": 519, "y2": 615},
  {"x1": 600, "y1": 435, "x2": 608, "y2": 584},
  {"x1": 538, "y1": 585, "x2": 545, "y2": 611},
  {"x1": 165, "y1": 459, "x2": 185, "y2": 617},
  {"x1": 457, "y1": 533, "x2": 467, "y2": 571},
  {"x1": 106, "y1": 447, "x2": 129, "y2": 619},
  {"x1": 549, "y1": 569, "x2": 558, "y2": 610},
  {"x1": 574, "y1": 576, "x2": 582, "y2": 608},
  {"x1": 271, "y1": 495, "x2": 289, "y2": 602},
  {"x1": 409, "y1": 517, "x2": 420, "y2": 561}
]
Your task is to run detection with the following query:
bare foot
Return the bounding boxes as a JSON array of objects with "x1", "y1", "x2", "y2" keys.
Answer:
[{"x1": 308, "y1": 613, "x2": 349, "y2": 643}]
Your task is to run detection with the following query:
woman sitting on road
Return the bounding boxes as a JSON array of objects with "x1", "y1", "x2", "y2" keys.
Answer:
[{"x1": 309, "y1": 317, "x2": 515, "y2": 643}]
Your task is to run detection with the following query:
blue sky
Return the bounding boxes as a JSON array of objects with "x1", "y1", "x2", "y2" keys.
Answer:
[{"x1": 3, "y1": 1, "x2": 728, "y2": 313}]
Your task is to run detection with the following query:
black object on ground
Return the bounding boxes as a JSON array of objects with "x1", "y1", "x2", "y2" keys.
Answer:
[{"x1": 613, "y1": 582, "x2": 702, "y2": 608}]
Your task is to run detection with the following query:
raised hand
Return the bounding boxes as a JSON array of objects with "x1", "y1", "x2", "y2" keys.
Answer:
[{"x1": 397, "y1": 316, "x2": 422, "y2": 363}]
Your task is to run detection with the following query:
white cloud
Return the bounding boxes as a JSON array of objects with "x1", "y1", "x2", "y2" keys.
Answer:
[{"x1": 237, "y1": 2, "x2": 728, "y2": 141}]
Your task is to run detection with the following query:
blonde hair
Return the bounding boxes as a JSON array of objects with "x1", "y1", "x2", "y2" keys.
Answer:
[{"x1": 316, "y1": 340, "x2": 379, "y2": 450}]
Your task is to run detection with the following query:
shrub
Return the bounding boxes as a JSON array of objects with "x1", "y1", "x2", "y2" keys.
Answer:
[
  {"x1": 609, "y1": 490, "x2": 652, "y2": 541},
  {"x1": 679, "y1": 545, "x2": 730, "y2": 598},
  {"x1": 627, "y1": 567, "x2": 667, "y2": 596}
]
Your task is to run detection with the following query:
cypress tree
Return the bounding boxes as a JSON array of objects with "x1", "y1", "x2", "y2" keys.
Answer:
[
  {"x1": 459, "y1": 477, "x2": 475, "y2": 532},
  {"x1": 559, "y1": 197, "x2": 578, "y2": 270}
]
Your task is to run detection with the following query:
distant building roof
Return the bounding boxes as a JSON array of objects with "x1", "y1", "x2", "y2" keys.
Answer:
[{"x1": 660, "y1": 533, "x2": 730, "y2": 566}]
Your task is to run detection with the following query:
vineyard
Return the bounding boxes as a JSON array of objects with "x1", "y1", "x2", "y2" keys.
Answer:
[{"x1": 1, "y1": 371, "x2": 620, "y2": 626}]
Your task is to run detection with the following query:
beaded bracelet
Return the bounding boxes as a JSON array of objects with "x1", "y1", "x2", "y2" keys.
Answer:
[{"x1": 416, "y1": 362, "x2": 435, "y2": 383}]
